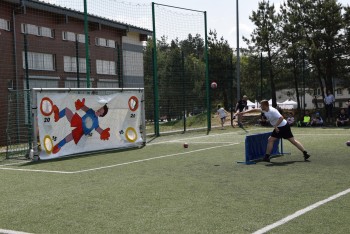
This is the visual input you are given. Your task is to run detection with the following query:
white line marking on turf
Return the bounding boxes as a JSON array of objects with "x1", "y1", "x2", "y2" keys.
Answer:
[
  {"x1": 296, "y1": 133, "x2": 350, "y2": 136},
  {"x1": 0, "y1": 229, "x2": 32, "y2": 234},
  {"x1": 0, "y1": 167, "x2": 74, "y2": 174},
  {"x1": 72, "y1": 143, "x2": 239, "y2": 173},
  {"x1": 252, "y1": 188, "x2": 350, "y2": 234},
  {"x1": 147, "y1": 130, "x2": 257, "y2": 145},
  {"x1": 0, "y1": 143, "x2": 239, "y2": 174},
  {"x1": 0, "y1": 161, "x2": 31, "y2": 167},
  {"x1": 151, "y1": 141, "x2": 237, "y2": 144}
]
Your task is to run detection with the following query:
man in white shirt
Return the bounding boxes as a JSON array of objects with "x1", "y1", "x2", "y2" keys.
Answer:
[{"x1": 240, "y1": 100, "x2": 311, "y2": 162}]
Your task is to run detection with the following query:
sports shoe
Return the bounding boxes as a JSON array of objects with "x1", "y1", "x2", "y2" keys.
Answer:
[
  {"x1": 262, "y1": 155, "x2": 270, "y2": 162},
  {"x1": 303, "y1": 152, "x2": 311, "y2": 161}
]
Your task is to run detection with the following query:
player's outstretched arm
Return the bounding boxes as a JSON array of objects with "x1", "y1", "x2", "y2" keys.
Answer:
[{"x1": 239, "y1": 108, "x2": 262, "y2": 116}]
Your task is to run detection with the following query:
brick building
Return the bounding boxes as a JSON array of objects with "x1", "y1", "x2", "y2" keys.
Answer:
[{"x1": 0, "y1": 0, "x2": 152, "y2": 146}]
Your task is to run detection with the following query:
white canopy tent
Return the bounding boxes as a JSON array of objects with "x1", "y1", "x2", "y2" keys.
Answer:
[
  {"x1": 246, "y1": 100, "x2": 256, "y2": 110},
  {"x1": 278, "y1": 99, "x2": 297, "y2": 109}
]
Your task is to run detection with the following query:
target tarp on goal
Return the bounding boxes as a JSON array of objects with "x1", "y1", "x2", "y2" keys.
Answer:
[{"x1": 36, "y1": 91, "x2": 143, "y2": 159}]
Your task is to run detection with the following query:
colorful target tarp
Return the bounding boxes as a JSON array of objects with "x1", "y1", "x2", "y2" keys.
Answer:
[{"x1": 36, "y1": 91, "x2": 143, "y2": 159}]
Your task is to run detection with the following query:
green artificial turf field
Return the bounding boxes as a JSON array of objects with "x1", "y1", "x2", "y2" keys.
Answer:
[{"x1": 0, "y1": 127, "x2": 349, "y2": 234}]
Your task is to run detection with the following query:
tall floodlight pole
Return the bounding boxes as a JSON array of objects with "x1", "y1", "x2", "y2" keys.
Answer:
[
  {"x1": 83, "y1": 0, "x2": 91, "y2": 88},
  {"x1": 152, "y1": 2, "x2": 160, "y2": 136},
  {"x1": 236, "y1": 0, "x2": 240, "y2": 101}
]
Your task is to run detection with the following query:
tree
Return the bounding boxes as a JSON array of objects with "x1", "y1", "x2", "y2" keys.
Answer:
[
  {"x1": 208, "y1": 30, "x2": 234, "y2": 109},
  {"x1": 301, "y1": 0, "x2": 345, "y2": 96},
  {"x1": 244, "y1": 0, "x2": 283, "y2": 107},
  {"x1": 279, "y1": 0, "x2": 308, "y2": 110}
]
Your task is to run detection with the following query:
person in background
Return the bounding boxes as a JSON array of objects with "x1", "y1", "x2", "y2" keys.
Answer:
[
  {"x1": 312, "y1": 95, "x2": 318, "y2": 109},
  {"x1": 336, "y1": 108, "x2": 349, "y2": 127},
  {"x1": 286, "y1": 112, "x2": 295, "y2": 126},
  {"x1": 311, "y1": 112, "x2": 324, "y2": 127},
  {"x1": 216, "y1": 104, "x2": 229, "y2": 130},
  {"x1": 347, "y1": 99, "x2": 350, "y2": 117},
  {"x1": 297, "y1": 111, "x2": 311, "y2": 127},
  {"x1": 235, "y1": 95, "x2": 248, "y2": 127},
  {"x1": 324, "y1": 90, "x2": 335, "y2": 124}
]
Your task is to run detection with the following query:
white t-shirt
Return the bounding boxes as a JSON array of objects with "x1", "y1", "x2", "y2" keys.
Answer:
[
  {"x1": 263, "y1": 106, "x2": 287, "y2": 127},
  {"x1": 217, "y1": 108, "x2": 226, "y2": 118}
]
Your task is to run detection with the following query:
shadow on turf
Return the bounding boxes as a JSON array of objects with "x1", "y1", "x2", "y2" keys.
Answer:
[
  {"x1": 17, "y1": 146, "x2": 143, "y2": 167},
  {"x1": 264, "y1": 160, "x2": 310, "y2": 167}
]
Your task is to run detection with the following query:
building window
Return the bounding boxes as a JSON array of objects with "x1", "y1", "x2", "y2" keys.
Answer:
[
  {"x1": 107, "y1": 39, "x2": 116, "y2": 48},
  {"x1": 313, "y1": 88, "x2": 321, "y2": 96},
  {"x1": 96, "y1": 37, "x2": 116, "y2": 48},
  {"x1": 62, "y1": 31, "x2": 86, "y2": 43},
  {"x1": 76, "y1": 34, "x2": 86, "y2": 43},
  {"x1": 40, "y1": 26, "x2": 54, "y2": 38},
  {"x1": 21, "y1": 23, "x2": 39, "y2": 35},
  {"x1": 22, "y1": 52, "x2": 55, "y2": 71},
  {"x1": 21, "y1": 24, "x2": 54, "y2": 38},
  {"x1": 65, "y1": 79, "x2": 90, "y2": 88},
  {"x1": 64, "y1": 56, "x2": 86, "y2": 73},
  {"x1": 0, "y1": 18, "x2": 10, "y2": 31},
  {"x1": 336, "y1": 88, "x2": 342, "y2": 95},
  {"x1": 96, "y1": 60, "x2": 116, "y2": 75}
]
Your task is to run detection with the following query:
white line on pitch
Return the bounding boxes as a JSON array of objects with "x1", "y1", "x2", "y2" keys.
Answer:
[
  {"x1": 0, "y1": 143, "x2": 239, "y2": 174},
  {"x1": 0, "y1": 228, "x2": 32, "y2": 234},
  {"x1": 252, "y1": 188, "x2": 350, "y2": 234},
  {"x1": 146, "y1": 129, "x2": 260, "y2": 146},
  {"x1": 295, "y1": 133, "x2": 350, "y2": 136},
  {"x1": 0, "y1": 167, "x2": 74, "y2": 174},
  {"x1": 153, "y1": 141, "x2": 238, "y2": 144},
  {"x1": 72, "y1": 143, "x2": 239, "y2": 174},
  {"x1": 0, "y1": 161, "x2": 31, "y2": 167}
]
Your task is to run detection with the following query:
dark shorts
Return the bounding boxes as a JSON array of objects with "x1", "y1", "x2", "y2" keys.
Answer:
[{"x1": 271, "y1": 123, "x2": 294, "y2": 139}]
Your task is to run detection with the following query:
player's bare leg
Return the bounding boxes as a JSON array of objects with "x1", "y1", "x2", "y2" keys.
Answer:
[
  {"x1": 266, "y1": 136, "x2": 277, "y2": 154},
  {"x1": 263, "y1": 136, "x2": 277, "y2": 162},
  {"x1": 287, "y1": 137, "x2": 305, "y2": 152},
  {"x1": 287, "y1": 137, "x2": 311, "y2": 161}
]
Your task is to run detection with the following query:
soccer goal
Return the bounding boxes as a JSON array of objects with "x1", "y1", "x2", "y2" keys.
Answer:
[
  {"x1": 31, "y1": 88, "x2": 146, "y2": 160},
  {"x1": 5, "y1": 89, "x2": 33, "y2": 160}
]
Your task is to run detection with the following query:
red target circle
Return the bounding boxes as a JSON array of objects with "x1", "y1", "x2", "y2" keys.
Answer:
[
  {"x1": 128, "y1": 96, "x2": 139, "y2": 112},
  {"x1": 40, "y1": 97, "x2": 54, "y2": 116}
]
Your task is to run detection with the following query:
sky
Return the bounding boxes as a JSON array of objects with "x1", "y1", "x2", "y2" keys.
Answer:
[
  {"x1": 136, "y1": 0, "x2": 350, "y2": 48},
  {"x1": 43, "y1": 0, "x2": 350, "y2": 48}
]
